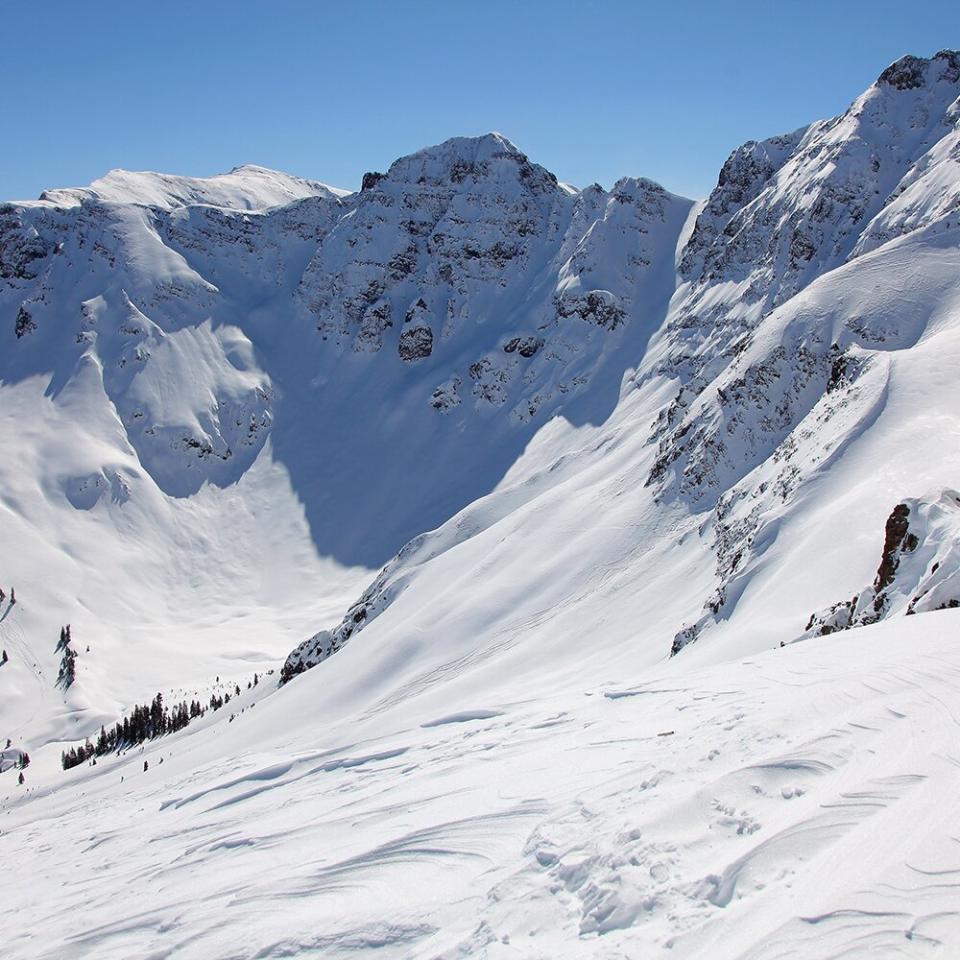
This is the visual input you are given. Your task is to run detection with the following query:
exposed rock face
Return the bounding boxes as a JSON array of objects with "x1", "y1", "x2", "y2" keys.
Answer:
[
  {"x1": 554, "y1": 290, "x2": 626, "y2": 330},
  {"x1": 652, "y1": 51, "x2": 960, "y2": 655},
  {"x1": 14, "y1": 305, "x2": 36, "y2": 338},
  {"x1": 803, "y1": 492, "x2": 960, "y2": 639},
  {"x1": 503, "y1": 336, "x2": 543, "y2": 358},
  {"x1": 398, "y1": 324, "x2": 433, "y2": 361},
  {"x1": 278, "y1": 51, "x2": 960, "y2": 674},
  {"x1": 875, "y1": 504, "x2": 915, "y2": 595},
  {"x1": 878, "y1": 50, "x2": 960, "y2": 90},
  {"x1": 0, "y1": 205, "x2": 57, "y2": 280}
]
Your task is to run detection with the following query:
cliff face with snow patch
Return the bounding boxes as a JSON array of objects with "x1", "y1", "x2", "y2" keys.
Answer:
[
  {"x1": 1, "y1": 134, "x2": 691, "y2": 509},
  {"x1": 2, "y1": 51, "x2": 960, "y2": 713},
  {"x1": 803, "y1": 490, "x2": 960, "y2": 637},
  {"x1": 282, "y1": 50, "x2": 960, "y2": 677}
]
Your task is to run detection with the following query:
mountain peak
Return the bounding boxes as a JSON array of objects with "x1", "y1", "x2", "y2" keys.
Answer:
[
  {"x1": 37, "y1": 165, "x2": 348, "y2": 212},
  {"x1": 410, "y1": 131, "x2": 522, "y2": 160},
  {"x1": 876, "y1": 48, "x2": 960, "y2": 91},
  {"x1": 363, "y1": 132, "x2": 559, "y2": 195}
]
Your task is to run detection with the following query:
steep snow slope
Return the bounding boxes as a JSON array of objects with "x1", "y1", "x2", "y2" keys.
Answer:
[
  {"x1": 3, "y1": 612, "x2": 960, "y2": 959},
  {"x1": 285, "y1": 50, "x2": 960, "y2": 680},
  {"x1": 0, "y1": 131, "x2": 693, "y2": 749}
]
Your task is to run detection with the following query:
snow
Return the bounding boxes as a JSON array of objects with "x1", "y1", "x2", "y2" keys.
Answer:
[
  {"x1": 35, "y1": 164, "x2": 349, "y2": 211},
  {"x1": 3, "y1": 613, "x2": 960, "y2": 958},
  {"x1": 1, "y1": 50, "x2": 960, "y2": 958}
]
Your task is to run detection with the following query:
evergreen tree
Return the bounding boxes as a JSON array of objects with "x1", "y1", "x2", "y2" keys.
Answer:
[{"x1": 59, "y1": 675, "x2": 224, "y2": 771}]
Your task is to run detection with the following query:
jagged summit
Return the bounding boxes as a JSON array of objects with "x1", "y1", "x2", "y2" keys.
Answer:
[
  {"x1": 876, "y1": 48, "x2": 960, "y2": 90},
  {"x1": 359, "y1": 131, "x2": 563, "y2": 197}
]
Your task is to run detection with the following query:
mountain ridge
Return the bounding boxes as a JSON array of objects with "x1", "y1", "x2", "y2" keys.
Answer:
[
  {"x1": 4, "y1": 46, "x2": 960, "y2": 960},
  {"x1": 0, "y1": 44, "x2": 958, "y2": 768}
]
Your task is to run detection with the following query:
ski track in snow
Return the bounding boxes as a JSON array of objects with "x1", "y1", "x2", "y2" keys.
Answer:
[{"x1": 2, "y1": 615, "x2": 960, "y2": 958}]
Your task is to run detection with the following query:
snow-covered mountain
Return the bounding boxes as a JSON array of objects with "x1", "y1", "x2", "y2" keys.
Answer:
[
  {"x1": 3, "y1": 49, "x2": 960, "y2": 959},
  {"x1": 0, "y1": 127, "x2": 694, "y2": 729}
]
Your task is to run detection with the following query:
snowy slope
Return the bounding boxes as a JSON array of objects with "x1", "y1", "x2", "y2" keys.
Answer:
[
  {"x1": 36, "y1": 164, "x2": 349, "y2": 211},
  {"x1": 0, "y1": 130, "x2": 694, "y2": 748},
  {"x1": 3, "y1": 612, "x2": 960, "y2": 959},
  {"x1": 284, "y1": 50, "x2": 960, "y2": 680},
  {"x1": 2, "y1": 47, "x2": 960, "y2": 959}
]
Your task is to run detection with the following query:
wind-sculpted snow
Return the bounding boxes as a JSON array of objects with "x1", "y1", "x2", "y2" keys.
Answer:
[{"x1": 5, "y1": 615, "x2": 960, "y2": 958}]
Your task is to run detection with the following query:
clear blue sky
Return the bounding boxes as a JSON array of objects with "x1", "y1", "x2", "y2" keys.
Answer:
[{"x1": 1, "y1": 0, "x2": 956, "y2": 201}]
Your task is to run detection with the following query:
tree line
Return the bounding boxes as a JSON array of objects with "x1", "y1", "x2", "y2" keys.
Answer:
[
  {"x1": 63, "y1": 691, "x2": 208, "y2": 769},
  {"x1": 60, "y1": 674, "x2": 261, "y2": 771}
]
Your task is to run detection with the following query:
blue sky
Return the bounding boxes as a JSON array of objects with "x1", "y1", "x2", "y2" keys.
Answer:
[{"x1": 1, "y1": 0, "x2": 956, "y2": 201}]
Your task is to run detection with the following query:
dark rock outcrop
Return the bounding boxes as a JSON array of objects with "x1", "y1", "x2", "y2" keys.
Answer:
[{"x1": 398, "y1": 325, "x2": 433, "y2": 361}]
